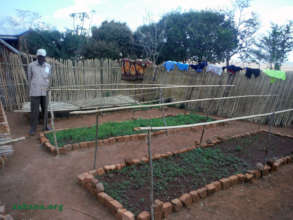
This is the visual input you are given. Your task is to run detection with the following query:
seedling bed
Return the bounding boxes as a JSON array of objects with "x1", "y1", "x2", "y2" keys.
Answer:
[{"x1": 95, "y1": 131, "x2": 293, "y2": 216}]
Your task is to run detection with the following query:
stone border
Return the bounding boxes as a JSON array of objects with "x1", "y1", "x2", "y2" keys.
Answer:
[
  {"x1": 39, "y1": 116, "x2": 226, "y2": 155},
  {"x1": 77, "y1": 129, "x2": 293, "y2": 220}
]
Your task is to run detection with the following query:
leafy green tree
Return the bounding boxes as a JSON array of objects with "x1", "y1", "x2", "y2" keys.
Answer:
[
  {"x1": 22, "y1": 29, "x2": 86, "y2": 60},
  {"x1": 90, "y1": 21, "x2": 133, "y2": 58},
  {"x1": 136, "y1": 10, "x2": 238, "y2": 64},
  {"x1": 250, "y1": 21, "x2": 293, "y2": 69}
]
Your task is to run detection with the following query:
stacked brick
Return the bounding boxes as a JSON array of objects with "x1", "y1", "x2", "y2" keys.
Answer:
[{"x1": 40, "y1": 121, "x2": 227, "y2": 155}]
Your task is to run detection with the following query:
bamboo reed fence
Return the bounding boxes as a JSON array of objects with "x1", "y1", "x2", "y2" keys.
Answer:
[
  {"x1": 143, "y1": 66, "x2": 293, "y2": 127},
  {"x1": 0, "y1": 50, "x2": 292, "y2": 126}
]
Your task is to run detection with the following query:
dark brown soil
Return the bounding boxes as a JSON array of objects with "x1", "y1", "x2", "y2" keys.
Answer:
[
  {"x1": 215, "y1": 132, "x2": 293, "y2": 168},
  {"x1": 97, "y1": 132, "x2": 293, "y2": 215}
]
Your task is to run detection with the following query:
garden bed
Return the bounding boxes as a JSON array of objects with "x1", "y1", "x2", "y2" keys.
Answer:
[
  {"x1": 40, "y1": 113, "x2": 225, "y2": 155},
  {"x1": 77, "y1": 130, "x2": 293, "y2": 220}
]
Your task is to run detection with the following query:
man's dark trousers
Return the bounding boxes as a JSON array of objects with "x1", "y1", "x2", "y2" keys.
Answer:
[{"x1": 30, "y1": 96, "x2": 48, "y2": 132}]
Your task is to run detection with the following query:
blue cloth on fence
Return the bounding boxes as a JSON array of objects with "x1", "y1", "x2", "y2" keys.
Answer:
[
  {"x1": 164, "y1": 61, "x2": 177, "y2": 72},
  {"x1": 190, "y1": 61, "x2": 208, "y2": 72},
  {"x1": 223, "y1": 65, "x2": 243, "y2": 74},
  {"x1": 176, "y1": 62, "x2": 189, "y2": 71},
  {"x1": 245, "y1": 68, "x2": 261, "y2": 79}
]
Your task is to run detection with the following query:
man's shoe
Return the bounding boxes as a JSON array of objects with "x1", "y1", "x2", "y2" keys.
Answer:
[
  {"x1": 43, "y1": 126, "x2": 51, "y2": 131},
  {"x1": 29, "y1": 129, "x2": 36, "y2": 136}
]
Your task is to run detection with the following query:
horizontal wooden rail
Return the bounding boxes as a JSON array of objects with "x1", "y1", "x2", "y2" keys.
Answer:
[
  {"x1": 135, "y1": 108, "x2": 293, "y2": 131},
  {"x1": 50, "y1": 84, "x2": 235, "y2": 92},
  {"x1": 70, "y1": 94, "x2": 277, "y2": 115}
]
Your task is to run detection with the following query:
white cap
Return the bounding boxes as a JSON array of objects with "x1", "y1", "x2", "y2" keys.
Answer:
[{"x1": 36, "y1": 49, "x2": 47, "y2": 57}]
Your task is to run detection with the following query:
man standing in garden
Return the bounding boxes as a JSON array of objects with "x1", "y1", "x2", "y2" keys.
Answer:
[{"x1": 27, "y1": 49, "x2": 51, "y2": 136}]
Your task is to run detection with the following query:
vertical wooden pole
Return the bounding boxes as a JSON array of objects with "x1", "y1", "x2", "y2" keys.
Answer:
[
  {"x1": 160, "y1": 88, "x2": 168, "y2": 135},
  {"x1": 147, "y1": 130, "x2": 154, "y2": 220},
  {"x1": 93, "y1": 111, "x2": 99, "y2": 169},
  {"x1": 44, "y1": 90, "x2": 49, "y2": 131},
  {"x1": 48, "y1": 90, "x2": 60, "y2": 156},
  {"x1": 199, "y1": 126, "x2": 205, "y2": 147}
]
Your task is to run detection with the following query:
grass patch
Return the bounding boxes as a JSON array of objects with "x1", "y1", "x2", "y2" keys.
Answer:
[
  {"x1": 46, "y1": 113, "x2": 212, "y2": 147},
  {"x1": 98, "y1": 147, "x2": 248, "y2": 215}
]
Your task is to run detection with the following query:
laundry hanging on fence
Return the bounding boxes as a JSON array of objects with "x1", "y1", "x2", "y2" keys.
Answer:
[
  {"x1": 245, "y1": 68, "x2": 261, "y2": 79},
  {"x1": 190, "y1": 61, "x2": 208, "y2": 73},
  {"x1": 223, "y1": 65, "x2": 243, "y2": 74},
  {"x1": 121, "y1": 58, "x2": 151, "y2": 81},
  {"x1": 263, "y1": 69, "x2": 286, "y2": 83},
  {"x1": 206, "y1": 64, "x2": 223, "y2": 76},
  {"x1": 164, "y1": 61, "x2": 177, "y2": 72},
  {"x1": 176, "y1": 62, "x2": 189, "y2": 71}
]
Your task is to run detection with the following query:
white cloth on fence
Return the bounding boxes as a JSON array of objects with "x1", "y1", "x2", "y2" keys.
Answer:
[{"x1": 206, "y1": 64, "x2": 223, "y2": 76}]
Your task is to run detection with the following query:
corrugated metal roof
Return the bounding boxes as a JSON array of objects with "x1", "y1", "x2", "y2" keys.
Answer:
[{"x1": 0, "y1": 39, "x2": 20, "y2": 54}]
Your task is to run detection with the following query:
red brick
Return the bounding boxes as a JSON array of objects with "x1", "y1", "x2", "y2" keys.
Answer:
[
  {"x1": 271, "y1": 161, "x2": 280, "y2": 171},
  {"x1": 162, "y1": 202, "x2": 173, "y2": 218},
  {"x1": 83, "y1": 173, "x2": 94, "y2": 184},
  {"x1": 154, "y1": 199, "x2": 163, "y2": 220},
  {"x1": 108, "y1": 137, "x2": 116, "y2": 144},
  {"x1": 116, "y1": 208, "x2": 127, "y2": 220},
  {"x1": 219, "y1": 178, "x2": 231, "y2": 190},
  {"x1": 245, "y1": 173, "x2": 254, "y2": 182},
  {"x1": 189, "y1": 191, "x2": 200, "y2": 203},
  {"x1": 153, "y1": 154, "x2": 162, "y2": 160},
  {"x1": 287, "y1": 156, "x2": 293, "y2": 163},
  {"x1": 171, "y1": 198, "x2": 183, "y2": 212},
  {"x1": 104, "y1": 165, "x2": 116, "y2": 172},
  {"x1": 77, "y1": 173, "x2": 87, "y2": 184},
  {"x1": 87, "y1": 141, "x2": 95, "y2": 148},
  {"x1": 179, "y1": 193, "x2": 193, "y2": 207},
  {"x1": 97, "y1": 192, "x2": 110, "y2": 205},
  {"x1": 72, "y1": 143, "x2": 80, "y2": 150},
  {"x1": 59, "y1": 147, "x2": 67, "y2": 154},
  {"x1": 206, "y1": 184, "x2": 216, "y2": 195},
  {"x1": 197, "y1": 187, "x2": 208, "y2": 199},
  {"x1": 211, "y1": 181, "x2": 221, "y2": 192},
  {"x1": 96, "y1": 168, "x2": 105, "y2": 176},
  {"x1": 248, "y1": 170, "x2": 261, "y2": 179},
  {"x1": 236, "y1": 174, "x2": 245, "y2": 183},
  {"x1": 104, "y1": 195, "x2": 115, "y2": 209},
  {"x1": 63, "y1": 144, "x2": 72, "y2": 152},
  {"x1": 262, "y1": 165, "x2": 271, "y2": 176},
  {"x1": 142, "y1": 157, "x2": 149, "y2": 163},
  {"x1": 108, "y1": 199, "x2": 123, "y2": 214},
  {"x1": 80, "y1": 142, "x2": 88, "y2": 149},
  {"x1": 89, "y1": 169, "x2": 97, "y2": 176},
  {"x1": 137, "y1": 211, "x2": 150, "y2": 220},
  {"x1": 229, "y1": 175, "x2": 239, "y2": 185},
  {"x1": 132, "y1": 159, "x2": 141, "y2": 165},
  {"x1": 40, "y1": 136, "x2": 47, "y2": 144},
  {"x1": 116, "y1": 209, "x2": 135, "y2": 220},
  {"x1": 116, "y1": 163, "x2": 126, "y2": 170},
  {"x1": 121, "y1": 211, "x2": 135, "y2": 220}
]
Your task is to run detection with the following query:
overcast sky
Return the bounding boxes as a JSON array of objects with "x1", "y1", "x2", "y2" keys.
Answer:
[{"x1": 1, "y1": 0, "x2": 293, "y2": 61}]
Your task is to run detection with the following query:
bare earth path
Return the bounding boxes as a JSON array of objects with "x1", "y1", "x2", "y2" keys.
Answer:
[{"x1": 0, "y1": 108, "x2": 292, "y2": 220}]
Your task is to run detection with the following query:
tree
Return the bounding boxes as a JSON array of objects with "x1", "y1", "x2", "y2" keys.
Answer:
[
  {"x1": 136, "y1": 10, "x2": 238, "y2": 64},
  {"x1": 225, "y1": 0, "x2": 259, "y2": 65},
  {"x1": 90, "y1": 21, "x2": 134, "y2": 58},
  {"x1": 250, "y1": 21, "x2": 293, "y2": 69},
  {"x1": 22, "y1": 29, "x2": 86, "y2": 60}
]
